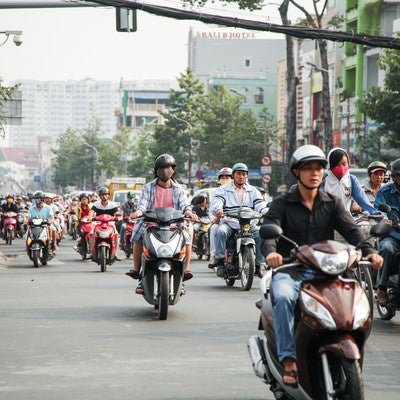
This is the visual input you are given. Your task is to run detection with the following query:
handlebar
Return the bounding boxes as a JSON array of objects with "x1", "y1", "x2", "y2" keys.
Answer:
[{"x1": 353, "y1": 212, "x2": 384, "y2": 224}]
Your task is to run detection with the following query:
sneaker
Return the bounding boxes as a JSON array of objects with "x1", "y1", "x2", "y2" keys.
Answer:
[
  {"x1": 73, "y1": 245, "x2": 79, "y2": 252},
  {"x1": 135, "y1": 281, "x2": 144, "y2": 295}
]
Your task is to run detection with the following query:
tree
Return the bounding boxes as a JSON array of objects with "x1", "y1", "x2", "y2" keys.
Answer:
[
  {"x1": 183, "y1": 0, "x2": 263, "y2": 10},
  {"x1": 357, "y1": 48, "x2": 400, "y2": 161},
  {"x1": 0, "y1": 78, "x2": 18, "y2": 139}
]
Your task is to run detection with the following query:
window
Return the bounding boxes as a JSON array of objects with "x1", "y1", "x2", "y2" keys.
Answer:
[
  {"x1": 254, "y1": 87, "x2": 264, "y2": 104},
  {"x1": 245, "y1": 58, "x2": 251, "y2": 67}
]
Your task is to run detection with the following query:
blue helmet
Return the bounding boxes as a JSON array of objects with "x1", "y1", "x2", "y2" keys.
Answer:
[{"x1": 232, "y1": 162, "x2": 248, "y2": 173}]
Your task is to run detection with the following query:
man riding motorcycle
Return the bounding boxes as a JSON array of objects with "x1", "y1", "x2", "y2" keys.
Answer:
[
  {"x1": 209, "y1": 162, "x2": 268, "y2": 278},
  {"x1": 262, "y1": 144, "x2": 382, "y2": 387},
  {"x1": 119, "y1": 190, "x2": 138, "y2": 251},
  {"x1": 374, "y1": 158, "x2": 400, "y2": 305},
  {"x1": 0, "y1": 194, "x2": 19, "y2": 237},
  {"x1": 363, "y1": 160, "x2": 388, "y2": 204}
]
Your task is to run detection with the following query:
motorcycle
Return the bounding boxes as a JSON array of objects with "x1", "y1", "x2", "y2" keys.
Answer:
[
  {"x1": 247, "y1": 222, "x2": 389, "y2": 400},
  {"x1": 77, "y1": 216, "x2": 93, "y2": 260},
  {"x1": 16, "y1": 209, "x2": 28, "y2": 238},
  {"x1": 193, "y1": 216, "x2": 211, "y2": 260},
  {"x1": 137, "y1": 208, "x2": 188, "y2": 320},
  {"x1": 89, "y1": 213, "x2": 118, "y2": 272},
  {"x1": 215, "y1": 206, "x2": 264, "y2": 291},
  {"x1": 122, "y1": 216, "x2": 135, "y2": 258},
  {"x1": 3, "y1": 211, "x2": 18, "y2": 245},
  {"x1": 26, "y1": 217, "x2": 55, "y2": 268}
]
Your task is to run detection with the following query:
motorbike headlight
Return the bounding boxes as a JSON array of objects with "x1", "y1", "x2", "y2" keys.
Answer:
[
  {"x1": 98, "y1": 230, "x2": 111, "y2": 239},
  {"x1": 32, "y1": 218, "x2": 43, "y2": 226},
  {"x1": 353, "y1": 292, "x2": 370, "y2": 329},
  {"x1": 158, "y1": 245, "x2": 174, "y2": 258},
  {"x1": 313, "y1": 250, "x2": 349, "y2": 275},
  {"x1": 301, "y1": 291, "x2": 336, "y2": 329},
  {"x1": 243, "y1": 223, "x2": 251, "y2": 233}
]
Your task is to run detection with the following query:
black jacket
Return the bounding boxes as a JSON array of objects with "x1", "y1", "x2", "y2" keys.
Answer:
[{"x1": 262, "y1": 186, "x2": 375, "y2": 258}]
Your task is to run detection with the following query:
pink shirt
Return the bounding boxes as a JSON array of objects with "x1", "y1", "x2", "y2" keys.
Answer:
[{"x1": 152, "y1": 184, "x2": 174, "y2": 208}]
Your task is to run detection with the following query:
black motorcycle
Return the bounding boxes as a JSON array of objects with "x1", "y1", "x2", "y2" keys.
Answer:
[
  {"x1": 26, "y1": 217, "x2": 54, "y2": 268},
  {"x1": 193, "y1": 216, "x2": 211, "y2": 260}
]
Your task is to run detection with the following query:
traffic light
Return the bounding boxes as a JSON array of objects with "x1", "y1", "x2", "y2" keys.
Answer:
[{"x1": 116, "y1": 7, "x2": 137, "y2": 32}]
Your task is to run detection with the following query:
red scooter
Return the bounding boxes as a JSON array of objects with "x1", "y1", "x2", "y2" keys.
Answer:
[
  {"x1": 248, "y1": 222, "x2": 389, "y2": 400},
  {"x1": 89, "y1": 214, "x2": 118, "y2": 272},
  {"x1": 77, "y1": 216, "x2": 93, "y2": 260},
  {"x1": 3, "y1": 211, "x2": 18, "y2": 245},
  {"x1": 122, "y1": 216, "x2": 135, "y2": 258}
]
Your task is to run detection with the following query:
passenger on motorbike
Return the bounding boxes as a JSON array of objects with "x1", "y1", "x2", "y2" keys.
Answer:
[
  {"x1": 362, "y1": 161, "x2": 388, "y2": 204},
  {"x1": 208, "y1": 167, "x2": 232, "y2": 269},
  {"x1": 119, "y1": 190, "x2": 138, "y2": 251},
  {"x1": 262, "y1": 144, "x2": 383, "y2": 387},
  {"x1": 321, "y1": 147, "x2": 378, "y2": 215},
  {"x1": 0, "y1": 194, "x2": 19, "y2": 236},
  {"x1": 43, "y1": 193, "x2": 61, "y2": 251},
  {"x1": 374, "y1": 158, "x2": 400, "y2": 306},
  {"x1": 191, "y1": 194, "x2": 209, "y2": 252},
  {"x1": 73, "y1": 192, "x2": 92, "y2": 251},
  {"x1": 125, "y1": 153, "x2": 197, "y2": 294},
  {"x1": 209, "y1": 163, "x2": 268, "y2": 278}
]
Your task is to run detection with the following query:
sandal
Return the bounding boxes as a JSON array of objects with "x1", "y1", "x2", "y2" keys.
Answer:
[
  {"x1": 282, "y1": 370, "x2": 298, "y2": 388},
  {"x1": 125, "y1": 270, "x2": 140, "y2": 279},
  {"x1": 183, "y1": 271, "x2": 193, "y2": 281}
]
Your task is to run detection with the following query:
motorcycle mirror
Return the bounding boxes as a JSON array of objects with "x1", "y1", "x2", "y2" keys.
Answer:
[
  {"x1": 378, "y1": 203, "x2": 391, "y2": 213},
  {"x1": 260, "y1": 224, "x2": 283, "y2": 239},
  {"x1": 370, "y1": 221, "x2": 392, "y2": 237}
]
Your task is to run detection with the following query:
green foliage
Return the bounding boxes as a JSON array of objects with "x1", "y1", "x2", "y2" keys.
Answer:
[
  {"x1": 358, "y1": 48, "x2": 400, "y2": 154},
  {"x1": 0, "y1": 78, "x2": 19, "y2": 138}
]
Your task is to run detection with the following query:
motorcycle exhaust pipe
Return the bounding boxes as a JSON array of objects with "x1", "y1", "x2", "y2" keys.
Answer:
[{"x1": 247, "y1": 335, "x2": 273, "y2": 383}]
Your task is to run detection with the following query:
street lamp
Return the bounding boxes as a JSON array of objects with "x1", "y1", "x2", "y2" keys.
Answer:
[
  {"x1": 168, "y1": 114, "x2": 194, "y2": 189},
  {"x1": 0, "y1": 30, "x2": 23, "y2": 47},
  {"x1": 83, "y1": 142, "x2": 99, "y2": 190}
]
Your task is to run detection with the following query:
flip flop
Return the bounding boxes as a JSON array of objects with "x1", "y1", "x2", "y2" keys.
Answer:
[
  {"x1": 282, "y1": 370, "x2": 298, "y2": 388},
  {"x1": 183, "y1": 271, "x2": 193, "y2": 281},
  {"x1": 125, "y1": 270, "x2": 140, "y2": 279}
]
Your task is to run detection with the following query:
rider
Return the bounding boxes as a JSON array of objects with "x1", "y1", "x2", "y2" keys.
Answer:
[
  {"x1": 208, "y1": 167, "x2": 232, "y2": 269},
  {"x1": 191, "y1": 194, "x2": 209, "y2": 253},
  {"x1": 209, "y1": 162, "x2": 268, "y2": 278},
  {"x1": 363, "y1": 161, "x2": 388, "y2": 204},
  {"x1": 374, "y1": 158, "x2": 400, "y2": 306},
  {"x1": 321, "y1": 147, "x2": 378, "y2": 215},
  {"x1": 119, "y1": 190, "x2": 138, "y2": 251},
  {"x1": 43, "y1": 193, "x2": 61, "y2": 250},
  {"x1": 125, "y1": 153, "x2": 197, "y2": 294},
  {"x1": 262, "y1": 144, "x2": 383, "y2": 387},
  {"x1": 0, "y1": 194, "x2": 19, "y2": 236},
  {"x1": 73, "y1": 192, "x2": 92, "y2": 252}
]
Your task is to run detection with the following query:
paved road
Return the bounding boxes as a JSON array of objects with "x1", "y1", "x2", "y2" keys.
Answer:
[{"x1": 0, "y1": 237, "x2": 399, "y2": 400}]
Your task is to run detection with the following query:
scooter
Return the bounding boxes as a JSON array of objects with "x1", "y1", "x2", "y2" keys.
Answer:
[
  {"x1": 89, "y1": 214, "x2": 118, "y2": 272},
  {"x1": 137, "y1": 208, "x2": 188, "y2": 320},
  {"x1": 26, "y1": 217, "x2": 55, "y2": 268},
  {"x1": 77, "y1": 216, "x2": 93, "y2": 260},
  {"x1": 216, "y1": 206, "x2": 263, "y2": 291},
  {"x1": 122, "y1": 216, "x2": 135, "y2": 258},
  {"x1": 3, "y1": 211, "x2": 18, "y2": 245},
  {"x1": 16, "y1": 209, "x2": 28, "y2": 238},
  {"x1": 193, "y1": 216, "x2": 211, "y2": 260},
  {"x1": 247, "y1": 222, "x2": 389, "y2": 400}
]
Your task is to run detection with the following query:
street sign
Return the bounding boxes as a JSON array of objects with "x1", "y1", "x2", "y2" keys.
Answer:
[
  {"x1": 261, "y1": 154, "x2": 272, "y2": 166},
  {"x1": 262, "y1": 173, "x2": 272, "y2": 184},
  {"x1": 261, "y1": 166, "x2": 272, "y2": 174}
]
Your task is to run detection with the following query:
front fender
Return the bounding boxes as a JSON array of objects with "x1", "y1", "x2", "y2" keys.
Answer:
[
  {"x1": 237, "y1": 237, "x2": 256, "y2": 253},
  {"x1": 158, "y1": 261, "x2": 172, "y2": 272},
  {"x1": 319, "y1": 334, "x2": 361, "y2": 360}
]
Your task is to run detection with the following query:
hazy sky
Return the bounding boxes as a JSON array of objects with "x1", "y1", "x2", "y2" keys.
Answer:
[{"x1": 0, "y1": 1, "x2": 307, "y2": 84}]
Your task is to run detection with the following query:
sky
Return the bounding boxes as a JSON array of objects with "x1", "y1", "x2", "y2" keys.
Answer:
[{"x1": 0, "y1": 0, "x2": 308, "y2": 85}]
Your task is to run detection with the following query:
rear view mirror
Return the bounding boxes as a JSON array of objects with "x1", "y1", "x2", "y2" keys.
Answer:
[{"x1": 260, "y1": 224, "x2": 282, "y2": 239}]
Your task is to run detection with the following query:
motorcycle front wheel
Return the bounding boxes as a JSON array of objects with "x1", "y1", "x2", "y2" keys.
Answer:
[
  {"x1": 6, "y1": 230, "x2": 13, "y2": 245},
  {"x1": 239, "y1": 246, "x2": 255, "y2": 291},
  {"x1": 99, "y1": 246, "x2": 108, "y2": 272},
  {"x1": 32, "y1": 249, "x2": 40, "y2": 268},
  {"x1": 158, "y1": 270, "x2": 169, "y2": 320}
]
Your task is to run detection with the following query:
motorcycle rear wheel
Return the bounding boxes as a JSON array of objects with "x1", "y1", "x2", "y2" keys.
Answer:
[
  {"x1": 158, "y1": 270, "x2": 169, "y2": 320},
  {"x1": 6, "y1": 230, "x2": 13, "y2": 245},
  {"x1": 239, "y1": 246, "x2": 255, "y2": 291},
  {"x1": 80, "y1": 241, "x2": 87, "y2": 261}
]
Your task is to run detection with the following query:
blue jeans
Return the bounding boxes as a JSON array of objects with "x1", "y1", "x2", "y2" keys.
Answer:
[
  {"x1": 214, "y1": 223, "x2": 264, "y2": 265},
  {"x1": 378, "y1": 236, "x2": 400, "y2": 287},
  {"x1": 119, "y1": 223, "x2": 127, "y2": 247},
  {"x1": 270, "y1": 267, "x2": 316, "y2": 362}
]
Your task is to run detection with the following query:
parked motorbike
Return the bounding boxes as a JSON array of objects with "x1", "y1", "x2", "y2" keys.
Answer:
[
  {"x1": 137, "y1": 208, "x2": 188, "y2": 320},
  {"x1": 89, "y1": 214, "x2": 118, "y2": 272},
  {"x1": 215, "y1": 206, "x2": 263, "y2": 291},
  {"x1": 122, "y1": 216, "x2": 135, "y2": 258},
  {"x1": 247, "y1": 222, "x2": 389, "y2": 400},
  {"x1": 2, "y1": 211, "x2": 18, "y2": 245},
  {"x1": 77, "y1": 216, "x2": 93, "y2": 260},
  {"x1": 193, "y1": 216, "x2": 211, "y2": 260},
  {"x1": 26, "y1": 217, "x2": 54, "y2": 268}
]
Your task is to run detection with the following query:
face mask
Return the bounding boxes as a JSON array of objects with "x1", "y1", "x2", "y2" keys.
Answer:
[
  {"x1": 33, "y1": 199, "x2": 42, "y2": 206},
  {"x1": 331, "y1": 165, "x2": 349, "y2": 179},
  {"x1": 157, "y1": 168, "x2": 174, "y2": 182}
]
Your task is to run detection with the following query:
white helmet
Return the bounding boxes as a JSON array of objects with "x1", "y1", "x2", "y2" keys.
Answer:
[{"x1": 289, "y1": 145, "x2": 327, "y2": 176}]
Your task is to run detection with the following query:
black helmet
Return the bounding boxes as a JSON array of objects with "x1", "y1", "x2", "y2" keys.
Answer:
[
  {"x1": 33, "y1": 191, "x2": 44, "y2": 199},
  {"x1": 290, "y1": 145, "x2": 327, "y2": 176},
  {"x1": 154, "y1": 153, "x2": 176, "y2": 170},
  {"x1": 367, "y1": 161, "x2": 387, "y2": 175},
  {"x1": 6, "y1": 194, "x2": 14, "y2": 200},
  {"x1": 98, "y1": 187, "x2": 110, "y2": 196},
  {"x1": 391, "y1": 159, "x2": 400, "y2": 176},
  {"x1": 79, "y1": 192, "x2": 89, "y2": 200}
]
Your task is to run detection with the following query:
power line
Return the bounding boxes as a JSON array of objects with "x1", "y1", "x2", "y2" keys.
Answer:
[{"x1": 90, "y1": 0, "x2": 400, "y2": 50}]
